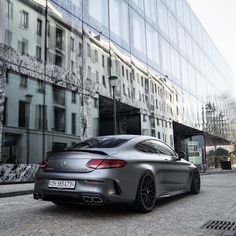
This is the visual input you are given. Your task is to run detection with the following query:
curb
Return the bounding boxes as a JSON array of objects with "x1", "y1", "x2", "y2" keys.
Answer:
[{"x1": 201, "y1": 170, "x2": 236, "y2": 175}]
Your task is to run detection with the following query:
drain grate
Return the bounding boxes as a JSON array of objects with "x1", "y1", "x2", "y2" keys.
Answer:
[{"x1": 201, "y1": 220, "x2": 236, "y2": 235}]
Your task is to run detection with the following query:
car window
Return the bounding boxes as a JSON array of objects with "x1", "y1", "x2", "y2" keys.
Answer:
[
  {"x1": 150, "y1": 140, "x2": 176, "y2": 157},
  {"x1": 69, "y1": 137, "x2": 129, "y2": 149},
  {"x1": 135, "y1": 141, "x2": 157, "y2": 153}
]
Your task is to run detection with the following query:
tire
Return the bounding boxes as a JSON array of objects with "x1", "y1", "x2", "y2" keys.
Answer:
[
  {"x1": 190, "y1": 169, "x2": 201, "y2": 194},
  {"x1": 133, "y1": 172, "x2": 156, "y2": 213}
]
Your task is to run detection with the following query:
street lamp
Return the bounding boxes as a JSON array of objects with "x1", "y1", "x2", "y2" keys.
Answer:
[
  {"x1": 108, "y1": 76, "x2": 118, "y2": 135},
  {"x1": 25, "y1": 94, "x2": 33, "y2": 165}
]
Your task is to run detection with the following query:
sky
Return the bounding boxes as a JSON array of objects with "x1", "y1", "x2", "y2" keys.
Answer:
[{"x1": 186, "y1": 0, "x2": 236, "y2": 89}]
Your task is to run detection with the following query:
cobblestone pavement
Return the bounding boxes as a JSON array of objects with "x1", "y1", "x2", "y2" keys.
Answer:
[{"x1": 1, "y1": 173, "x2": 236, "y2": 236}]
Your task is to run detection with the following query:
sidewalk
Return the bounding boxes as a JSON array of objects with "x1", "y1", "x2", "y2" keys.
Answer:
[
  {"x1": 0, "y1": 169, "x2": 236, "y2": 198},
  {"x1": 0, "y1": 183, "x2": 34, "y2": 198}
]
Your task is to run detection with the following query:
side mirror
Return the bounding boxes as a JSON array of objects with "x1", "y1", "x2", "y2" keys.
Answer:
[{"x1": 177, "y1": 151, "x2": 186, "y2": 160}]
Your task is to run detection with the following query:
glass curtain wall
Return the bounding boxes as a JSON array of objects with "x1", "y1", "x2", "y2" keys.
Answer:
[{"x1": 0, "y1": 0, "x2": 235, "y2": 176}]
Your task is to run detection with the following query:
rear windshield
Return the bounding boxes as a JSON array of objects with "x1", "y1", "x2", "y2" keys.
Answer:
[{"x1": 69, "y1": 137, "x2": 129, "y2": 149}]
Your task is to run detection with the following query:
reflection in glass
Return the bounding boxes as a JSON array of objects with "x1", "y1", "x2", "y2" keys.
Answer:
[
  {"x1": 168, "y1": 12, "x2": 178, "y2": 46},
  {"x1": 109, "y1": 0, "x2": 129, "y2": 48},
  {"x1": 157, "y1": 1, "x2": 168, "y2": 37},
  {"x1": 160, "y1": 37, "x2": 171, "y2": 74},
  {"x1": 146, "y1": 24, "x2": 160, "y2": 69},
  {"x1": 130, "y1": 9, "x2": 146, "y2": 61},
  {"x1": 144, "y1": 0, "x2": 157, "y2": 26},
  {"x1": 88, "y1": 0, "x2": 108, "y2": 28}
]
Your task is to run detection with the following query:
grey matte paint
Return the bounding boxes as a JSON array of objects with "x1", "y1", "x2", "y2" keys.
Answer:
[{"x1": 34, "y1": 135, "x2": 198, "y2": 205}]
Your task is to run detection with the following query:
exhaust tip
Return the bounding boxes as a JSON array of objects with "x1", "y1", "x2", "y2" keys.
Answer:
[
  {"x1": 82, "y1": 196, "x2": 104, "y2": 204},
  {"x1": 82, "y1": 196, "x2": 93, "y2": 203},
  {"x1": 92, "y1": 197, "x2": 103, "y2": 203}
]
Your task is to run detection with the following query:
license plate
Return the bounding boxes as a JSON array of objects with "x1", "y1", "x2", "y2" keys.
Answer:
[{"x1": 48, "y1": 180, "x2": 76, "y2": 189}]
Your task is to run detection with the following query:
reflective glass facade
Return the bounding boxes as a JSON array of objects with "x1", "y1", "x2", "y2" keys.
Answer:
[{"x1": 0, "y1": 0, "x2": 235, "y2": 181}]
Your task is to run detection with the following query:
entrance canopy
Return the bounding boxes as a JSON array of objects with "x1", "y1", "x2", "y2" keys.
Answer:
[
  {"x1": 173, "y1": 121, "x2": 232, "y2": 146},
  {"x1": 99, "y1": 96, "x2": 141, "y2": 135}
]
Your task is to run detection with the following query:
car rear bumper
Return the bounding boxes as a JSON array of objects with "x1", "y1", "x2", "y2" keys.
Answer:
[{"x1": 34, "y1": 177, "x2": 133, "y2": 205}]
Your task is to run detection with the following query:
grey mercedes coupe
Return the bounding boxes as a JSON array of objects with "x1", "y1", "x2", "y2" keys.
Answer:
[{"x1": 34, "y1": 135, "x2": 200, "y2": 213}]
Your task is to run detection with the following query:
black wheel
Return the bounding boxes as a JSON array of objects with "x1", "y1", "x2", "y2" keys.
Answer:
[
  {"x1": 190, "y1": 170, "x2": 201, "y2": 194},
  {"x1": 134, "y1": 172, "x2": 156, "y2": 213}
]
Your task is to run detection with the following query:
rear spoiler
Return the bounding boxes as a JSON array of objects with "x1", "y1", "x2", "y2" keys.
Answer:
[{"x1": 46, "y1": 149, "x2": 109, "y2": 156}]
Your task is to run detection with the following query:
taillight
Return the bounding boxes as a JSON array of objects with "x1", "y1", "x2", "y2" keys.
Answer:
[
  {"x1": 39, "y1": 159, "x2": 48, "y2": 168},
  {"x1": 86, "y1": 159, "x2": 126, "y2": 169}
]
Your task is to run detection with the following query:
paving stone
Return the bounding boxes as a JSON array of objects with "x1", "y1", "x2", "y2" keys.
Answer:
[{"x1": 0, "y1": 173, "x2": 236, "y2": 236}]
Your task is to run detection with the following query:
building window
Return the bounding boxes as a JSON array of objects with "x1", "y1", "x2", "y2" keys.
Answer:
[
  {"x1": 71, "y1": 113, "x2": 76, "y2": 135},
  {"x1": 96, "y1": 71, "x2": 99, "y2": 83},
  {"x1": 128, "y1": 88, "x2": 131, "y2": 98},
  {"x1": 102, "y1": 55, "x2": 105, "y2": 67},
  {"x1": 156, "y1": 118, "x2": 159, "y2": 126},
  {"x1": 70, "y1": 37, "x2": 74, "y2": 51},
  {"x1": 18, "y1": 39, "x2": 28, "y2": 54},
  {"x1": 37, "y1": 105, "x2": 47, "y2": 130},
  {"x1": 137, "y1": 73, "x2": 139, "y2": 83},
  {"x1": 94, "y1": 98, "x2": 98, "y2": 108},
  {"x1": 37, "y1": 19, "x2": 42, "y2": 36},
  {"x1": 54, "y1": 107, "x2": 65, "y2": 132},
  {"x1": 123, "y1": 84, "x2": 126, "y2": 95},
  {"x1": 55, "y1": 51, "x2": 62, "y2": 67},
  {"x1": 6, "y1": 0, "x2": 13, "y2": 18},
  {"x1": 56, "y1": 27, "x2": 64, "y2": 50},
  {"x1": 36, "y1": 46, "x2": 41, "y2": 61},
  {"x1": 53, "y1": 85, "x2": 65, "y2": 105},
  {"x1": 47, "y1": 20, "x2": 50, "y2": 37},
  {"x1": 37, "y1": 79, "x2": 44, "y2": 93},
  {"x1": 107, "y1": 58, "x2": 111, "y2": 74},
  {"x1": 94, "y1": 50, "x2": 98, "y2": 63},
  {"x1": 122, "y1": 66, "x2": 124, "y2": 76},
  {"x1": 5, "y1": 30, "x2": 12, "y2": 47},
  {"x1": 20, "y1": 75, "x2": 27, "y2": 88},
  {"x1": 132, "y1": 88, "x2": 135, "y2": 99},
  {"x1": 87, "y1": 43, "x2": 91, "y2": 57},
  {"x1": 157, "y1": 132, "x2": 161, "y2": 139},
  {"x1": 102, "y1": 75, "x2": 106, "y2": 87},
  {"x1": 141, "y1": 76, "x2": 144, "y2": 87},
  {"x1": 18, "y1": 101, "x2": 27, "y2": 127},
  {"x1": 87, "y1": 66, "x2": 91, "y2": 79},
  {"x1": 78, "y1": 43, "x2": 82, "y2": 56},
  {"x1": 145, "y1": 78, "x2": 149, "y2": 93},
  {"x1": 175, "y1": 94, "x2": 178, "y2": 102},
  {"x1": 72, "y1": 91, "x2": 76, "y2": 103},
  {"x1": 126, "y1": 69, "x2": 129, "y2": 81},
  {"x1": 21, "y1": 11, "x2": 29, "y2": 28},
  {"x1": 156, "y1": 99, "x2": 158, "y2": 109}
]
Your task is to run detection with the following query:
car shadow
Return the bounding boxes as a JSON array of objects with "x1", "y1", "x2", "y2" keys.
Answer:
[{"x1": 37, "y1": 193, "x2": 193, "y2": 217}]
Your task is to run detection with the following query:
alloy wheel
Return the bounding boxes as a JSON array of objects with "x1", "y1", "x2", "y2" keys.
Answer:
[{"x1": 140, "y1": 174, "x2": 156, "y2": 210}]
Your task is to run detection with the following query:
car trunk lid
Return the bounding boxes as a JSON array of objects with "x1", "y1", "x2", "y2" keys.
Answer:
[{"x1": 44, "y1": 149, "x2": 118, "y2": 173}]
